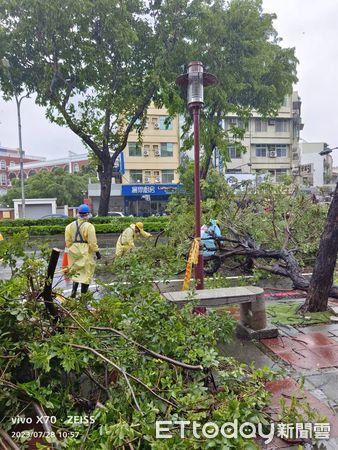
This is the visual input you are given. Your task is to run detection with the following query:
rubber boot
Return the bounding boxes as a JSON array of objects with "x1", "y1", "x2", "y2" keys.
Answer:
[
  {"x1": 70, "y1": 282, "x2": 79, "y2": 298},
  {"x1": 81, "y1": 283, "x2": 89, "y2": 294}
]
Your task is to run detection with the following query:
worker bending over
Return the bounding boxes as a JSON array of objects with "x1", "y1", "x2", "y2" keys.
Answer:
[{"x1": 115, "y1": 222, "x2": 152, "y2": 257}]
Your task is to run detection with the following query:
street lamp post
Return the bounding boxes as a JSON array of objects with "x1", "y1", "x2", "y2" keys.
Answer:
[
  {"x1": 2, "y1": 57, "x2": 27, "y2": 218},
  {"x1": 176, "y1": 61, "x2": 217, "y2": 290}
]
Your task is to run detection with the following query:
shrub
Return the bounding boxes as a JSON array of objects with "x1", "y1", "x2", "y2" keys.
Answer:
[{"x1": 0, "y1": 217, "x2": 169, "y2": 236}]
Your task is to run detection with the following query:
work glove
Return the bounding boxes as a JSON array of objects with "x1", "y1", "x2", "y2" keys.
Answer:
[{"x1": 96, "y1": 251, "x2": 102, "y2": 260}]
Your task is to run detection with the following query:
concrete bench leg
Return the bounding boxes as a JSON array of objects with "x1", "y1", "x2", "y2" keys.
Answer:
[{"x1": 238, "y1": 295, "x2": 278, "y2": 340}]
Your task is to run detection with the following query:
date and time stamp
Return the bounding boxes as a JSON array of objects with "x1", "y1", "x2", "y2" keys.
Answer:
[{"x1": 10, "y1": 415, "x2": 95, "y2": 440}]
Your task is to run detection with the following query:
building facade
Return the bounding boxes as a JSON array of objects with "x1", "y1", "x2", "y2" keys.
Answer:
[
  {"x1": 299, "y1": 142, "x2": 333, "y2": 187},
  {"x1": 8, "y1": 152, "x2": 89, "y2": 181},
  {"x1": 0, "y1": 146, "x2": 44, "y2": 195},
  {"x1": 119, "y1": 104, "x2": 181, "y2": 216},
  {"x1": 224, "y1": 92, "x2": 303, "y2": 182}
]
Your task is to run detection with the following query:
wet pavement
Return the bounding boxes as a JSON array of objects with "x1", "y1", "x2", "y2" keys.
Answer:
[{"x1": 219, "y1": 295, "x2": 338, "y2": 449}]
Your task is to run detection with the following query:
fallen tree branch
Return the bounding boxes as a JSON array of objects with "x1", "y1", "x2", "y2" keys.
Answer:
[
  {"x1": 89, "y1": 326, "x2": 203, "y2": 371},
  {"x1": 121, "y1": 370, "x2": 142, "y2": 413},
  {"x1": 83, "y1": 368, "x2": 111, "y2": 399},
  {"x1": 33, "y1": 402, "x2": 61, "y2": 450},
  {"x1": 214, "y1": 228, "x2": 338, "y2": 299},
  {"x1": 0, "y1": 428, "x2": 21, "y2": 450},
  {"x1": 56, "y1": 304, "x2": 203, "y2": 371},
  {"x1": 69, "y1": 344, "x2": 177, "y2": 408}
]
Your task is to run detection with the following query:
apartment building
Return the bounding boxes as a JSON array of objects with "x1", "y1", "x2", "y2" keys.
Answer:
[
  {"x1": 123, "y1": 105, "x2": 180, "y2": 185},
  {"x1": 121, "y1": 105, "x2": 180, "y2": 215},
  {"x1": 224, "y1": 92, "x2": 303, "y2": 182},
  {"x1": 299, "y1": 142, "x2": 334, "y2": 187}
]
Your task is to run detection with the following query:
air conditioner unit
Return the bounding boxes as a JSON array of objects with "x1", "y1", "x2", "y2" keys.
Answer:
[
  {"x1": 269, "y1": 151, "x2": 277, "y2": 158},
  {"x1": 154, "y1": 149, "x2": 160, "y2": 156},
  {"x1": 154, "y1": 123, "x2": 160, "y2": 129},
  {"x1": 144, "y1": 176, "x2": 150, "y2": 183},
  {"x1": 154, "y1": 177, "x2": 161, "y2": 183},
  {"x1": 144, "y1": 122, "x2": 149, "y2": 128},
  {"x1": 143, "y1": 149, "x2": 149, "y2": 156}
]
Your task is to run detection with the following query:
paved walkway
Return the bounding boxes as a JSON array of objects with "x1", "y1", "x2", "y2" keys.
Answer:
[{"x1": 219, "y1": 294, "x2": 338, "y2": 449}]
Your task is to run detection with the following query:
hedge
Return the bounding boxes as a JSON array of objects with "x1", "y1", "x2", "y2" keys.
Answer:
[
  {"x1": 0, "y1": 216, "x2": 169, "y2": 227},
  {"x1": 0, "y1": 219, "x2": 168, "y2": 236}
]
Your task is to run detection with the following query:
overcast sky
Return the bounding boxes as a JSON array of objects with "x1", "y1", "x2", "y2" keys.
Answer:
[{"x1": 1, "y1": 0, "x2": 338, "y2": 163}]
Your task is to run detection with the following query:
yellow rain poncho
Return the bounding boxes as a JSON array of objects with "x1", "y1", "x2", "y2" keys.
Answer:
[
  {"x1": 115, "y1": 223, "x2": 152, "y2": 257},
  {"x1": 65, "y1": 219, "x2": 99, "y2": 284}
]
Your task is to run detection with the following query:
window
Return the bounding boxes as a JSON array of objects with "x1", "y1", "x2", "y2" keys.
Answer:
[
  {"x1": 0, "y1": 160, "x2": 6, "y2": 170},
  {"x1": 73, "y1": 163, "x2": 79, "y2": 172},
  {"x1": 130, "y1": 170, "x2": 143, "y2": 183},
  {"x1": 0, "y1": 174, "x2": 7, "y2": 185},
  {"x1": 162, "y1": 169, "x2": 174, "y2": 183},
  {"x1": 275, "y1": 119, "x2": 289, "y2": 132},
  {"x1": 282, "y1": 95, "x2": 289, "y2": 107},
  {"x1": 159, "y1": 116, "x2": 173, "y2": 130},
  {"x1": 275, "y1": 169, "x2": 288, "y2": 180},
  {"x1": 9, "y1": 161, "x2": 15, "y2": 167},
  {"x1": 153, "y1": 170, "x2": 161, "y2": 182},
  {"x1": 160, "y1": 143, "x2": 173, "y2": 157},
  {"x1": 255, "y1": 144, "x2": 267, "y2": 157},
  {"x1": 224, "y1": 117, "x2": 246, "y2": 130},
  {"x1": 275, "y1": 144, "x2": 288, "y2": 157},
  {"x1": 128, "y1": 142, "x2": 141, "y2": 156},
  {"x1": 228, "y1": 146, "x2": 241, "y2": 159},
  {"x1": 255, "y1": 119, "x2": 267, "y2": 132}
]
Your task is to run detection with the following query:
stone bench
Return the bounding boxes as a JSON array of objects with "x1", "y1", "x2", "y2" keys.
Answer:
[{"x1": 162, "y1": 286, "x2": 278, "y2": 340}]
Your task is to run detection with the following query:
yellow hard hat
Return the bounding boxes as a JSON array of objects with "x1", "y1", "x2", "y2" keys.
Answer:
[{"x1": 135, "y1": 222, "x2": 144, "y2": 230}]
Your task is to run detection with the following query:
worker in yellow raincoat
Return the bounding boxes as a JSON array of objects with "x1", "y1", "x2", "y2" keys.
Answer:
[
  {"x1": 65, "y1": 204, "x2": 101, "y2": 298},
  {"x1": 115, "y1": 222, "x2": 152, "y2": 257}
]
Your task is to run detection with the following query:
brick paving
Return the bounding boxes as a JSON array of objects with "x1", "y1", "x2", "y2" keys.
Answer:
[{"x1": 219, "y1": 294, "x2": 338, "y2": 449}]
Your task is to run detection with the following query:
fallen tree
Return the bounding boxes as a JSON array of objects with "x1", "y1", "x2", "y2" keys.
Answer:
[
  {"x1": 167, "y1": 178, "x2": 337, "y2": 311},
  {"x1": 211, "y1": 227, "x2": 338, "y2": 300},
  {"x1": 0, "y1": 236, "x2": 276, "y2": 449}
]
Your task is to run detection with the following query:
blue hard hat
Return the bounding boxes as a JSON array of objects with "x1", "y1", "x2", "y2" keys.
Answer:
[{"x1": 78, "y1": 204, "x2": 90, "y2": 214}]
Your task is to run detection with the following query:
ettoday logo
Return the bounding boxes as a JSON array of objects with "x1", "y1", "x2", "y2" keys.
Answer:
[
  {"x1": 155, "y1": 420, "x2": 331, "y2": 443},
  {"x1": 156, "y1": 419, "x2": 275, "y2": 443}
]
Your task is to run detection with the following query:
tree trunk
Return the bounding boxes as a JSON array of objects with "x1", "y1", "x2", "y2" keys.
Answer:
[
  {"x1": 302, "y1": 182, "x2": 338, "y2": 312},
  {"x1": 97, "y1": 159, "x2": 113, "y2": 216},
  {"x1": 200, "y1": 144, "x2": 217, "y2": 180}
]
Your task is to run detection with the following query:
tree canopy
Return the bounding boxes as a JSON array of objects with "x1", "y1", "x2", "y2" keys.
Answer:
[
  {"x1": 0, "y1": 0, "x2": 297, "y2": 213},
  {"x1": 1, "y1": 168, "x2": 91, "y2": 207}
]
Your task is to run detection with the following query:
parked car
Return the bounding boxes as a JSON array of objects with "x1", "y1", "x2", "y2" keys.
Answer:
[
  {"x1": 107, "y1": 211, "x2": 125, "y2": 217},
  {"x1": 40, "y1": 214, "x2": 69, "y2": 219}
]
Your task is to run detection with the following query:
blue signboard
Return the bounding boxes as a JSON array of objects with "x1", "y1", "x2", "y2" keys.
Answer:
[{"x1": 122, "y1": 184, "x2": 179, "y2": 197}]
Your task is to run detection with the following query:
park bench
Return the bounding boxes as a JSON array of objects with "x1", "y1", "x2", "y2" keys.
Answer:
[{"x1": 162, "y1": 286, "x2": 278, "y2": 340}]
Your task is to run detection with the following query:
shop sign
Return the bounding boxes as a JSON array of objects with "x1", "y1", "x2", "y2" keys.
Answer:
[{"x1": 122, "y1": 184, "x2": 179, "y2": 197}]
